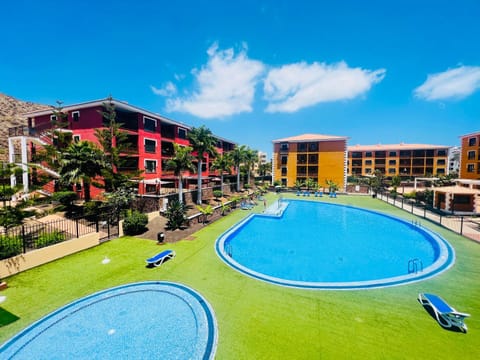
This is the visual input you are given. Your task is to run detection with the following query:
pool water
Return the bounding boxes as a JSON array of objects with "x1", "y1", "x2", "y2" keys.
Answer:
[
  {"x1": 0, "y1": 282, "x2": 217, "y2": 359},
  {"x1": 216, "y1": 200, "x2": 454, "y2": 289}
]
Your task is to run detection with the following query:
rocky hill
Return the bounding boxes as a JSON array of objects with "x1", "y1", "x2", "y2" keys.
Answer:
[{"x1": 0, "y1": 93, "x2": 49, "y2": 161}]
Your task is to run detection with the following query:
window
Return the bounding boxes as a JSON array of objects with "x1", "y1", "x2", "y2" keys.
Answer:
[
  {"x1": 437, "y1": 150, "x2": 446, "y2": 156},
  {"x1": 437, "y1": 168, "x2": 445, "y2": 175},
  {"x1": 365, "y1": 160, "x2": 372, "y2": 165},
  {"x1": 72, "y1": 111, "x2": 80, "y2": 122},
  {"x1": 468, "y1": 137, "x2": 477, "y2": 146},
  {"x1": 73, "y1": 135, "x2": 81, "y2": 143},
  {"x1": 388, "y1": 168, "x2": 396, "y2": 174},
  {"x1": 298, "y1": 143, "x2": 307, "y2": 152},
  {"x1": 389, "y1": 151, "x2": 397, "y2": 157},
  {"x1": 365, "y1": 152, "x2": 372, "y2": 157},
  {"x1": 144, "y1": 139, "x2": 156, "y2": 153},
  {"x1": 297, "y1": 166, "x2": 306, "y2": 176},
  {"x1": 50, "y1": 115, "x2": 57, "y2": 122},
  {"x1": 297, "y1": 154, "x2": 307, "y2": 164},
  {"x1": 468, "y1": 151, "x2": 475, "y2": 160},
  {"x1": 308, "y1": 154, "x2": 318, "y2": 164},
  {"x1": 281, "y1": 156, "x2": 288, "y2": 165},
  {"x1": 351, "y1": 152, "x2": 362, "y2": 158},
  {"x1": 144, "y1": 117, "x2": 156, "y2": 132},
  {"x1": 280, "y1": 142, "x2": 289, "y2": 151},
  {"x1": 365, "y1": 168, "x2": 372, "y2": 174},
  {"x1": 281, "y1": 167, "x2": 287, "y2": 176},
  {"x1": 178, "y1": 127, "x2": 187, "y2": 139},
  {"x1": 467, "y1": 164, "x2": 475, "y2": 173},
  {"x1": 145, "y1": 160, "x2": 157, "y2": 173},
  {"x1": 389, "y1": 159, "x2": 396, "y2": 165},
  {"x1": 375, "y1": 151, "x2": 386, "y2": 157},
  {"x1": 437, "y1": 159, "x2": 446, "y2": 165},
  {"x1": 308, "y1": 142, "x2": 318, "y2": 152},
  {"x1": 425, "y1": 150, "x2": 434, "y2": 157}
]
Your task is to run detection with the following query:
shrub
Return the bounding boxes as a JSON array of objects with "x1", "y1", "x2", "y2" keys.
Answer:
[
  {"x1": 83, "y1": 201, "x2": 104, "y2": 220},
  {"x1": 36, "y1": 231, "x2": 66, "y2": 248},
  {"x1": 122, "y1": 210, "x2": 148, "y2": 235},
  {"x1": 0, "y1": 235, "x2": 22, "y2": 260},
  {"x1": 213, "y1": 190, "x2": 223, "y2": 200},
  {"x1": 52, "y1": 191, "x2": 77, "y2": 207},
  {"x1": 165, "y1": 199, "x2": 187, "y2": 230}
]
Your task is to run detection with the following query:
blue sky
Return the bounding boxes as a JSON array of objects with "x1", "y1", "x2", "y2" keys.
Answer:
[{"x1": 1, "y1": 0, "x2": 479, "y2": 158}]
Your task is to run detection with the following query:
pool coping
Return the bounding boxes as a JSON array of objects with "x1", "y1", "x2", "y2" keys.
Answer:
[
  {"x1": 215, "y1": 199, "x2": 455, "y2": 290},
  {"x1": 0, "y1": 281, "x2": 218, "y2": 359}
]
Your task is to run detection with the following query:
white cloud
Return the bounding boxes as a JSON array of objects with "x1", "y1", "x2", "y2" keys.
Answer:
[
  {"x1": 165, "y1": 43, "x2": 265, "y2": 118},
  {"x1": 150, "y1": 82, "x2": 177, "y2": 96},
  {"x1": 263, "y1": 61, "x2": 386, "y2": 113},
  {"x1": 414, "y1": 65, "x2": 480, "y2": 101}
]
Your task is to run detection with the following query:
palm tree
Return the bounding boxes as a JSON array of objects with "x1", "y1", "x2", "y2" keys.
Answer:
[
  {"x1": 231, "y1": 145, "x2": 248, "y2": 192},
  {"x1": 187, "y1": 126, "x2": 218, "y2": 205},
  {"x1": 244, "y1": 148, "x2": 258, "y2": 186},
  {"x1": 165, "y1": 144, "x2": 196, "y2": 204},
  {"x1": 305, "y1": 177, "x2": 316, "y2": 192},
  {"x1": 210, "y1": 152, "x2": 233, "y2": 196},
  {"x1": 59, "y1": 141, "x2": 106, "y2": 202}
]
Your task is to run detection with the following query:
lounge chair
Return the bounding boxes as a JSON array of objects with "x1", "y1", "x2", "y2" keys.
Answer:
[
  {"x1": 146, "y1": 250, "x2": 176, "y2": 267},
  {"x1": 418, "y1": 293, "x2": 470, "y2": 333}
]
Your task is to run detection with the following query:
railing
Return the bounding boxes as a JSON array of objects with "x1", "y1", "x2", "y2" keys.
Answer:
[
  {"x1": 0, "y1": 211, "x2": 119, "y2": 260},
  {"x1": 408, "y1": 258, "x2": 423, "y2": 274},
  {"x1": 377, "y1": 191, "x2": 480, "y2": 242}
]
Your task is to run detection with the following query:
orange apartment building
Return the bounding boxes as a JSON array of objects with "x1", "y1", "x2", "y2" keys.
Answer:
[
  {"x1": 272, "y1": 134, "x2": 348, "y2": 191},
  {"x1": 347, "y1": 143, "x2": 450, "y2": 177},
  {"x1": 459, "y1": 131, "x2": 480, "y2": 180}
]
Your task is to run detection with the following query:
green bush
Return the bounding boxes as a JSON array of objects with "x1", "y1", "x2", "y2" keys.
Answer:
[
  {"x1": 122, "y1": 210, "x2": 148, "y2": 235},
  {"x1": 52, "y1": 191, "x2": 77, "y2": 206},
  {"x1": 83, "y1": 201, "x2": 104, "y2": 220},
  {"x1": 36, "y1": 231, "x2": 66, "y2": 248},
  {"x1": 0, "y1": 235, "x2": 22, "y2": 260},
  {"x1": 213, "y1": 190, "x2": 223, "y2": 199},
  {"x1": 165, "y1": 199, "x2": 187, "y2": 230}
]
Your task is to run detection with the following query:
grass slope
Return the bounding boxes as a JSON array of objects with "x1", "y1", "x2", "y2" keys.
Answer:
[{"x1": 1, "y1": 194, "x2": 479, "y2": 359}]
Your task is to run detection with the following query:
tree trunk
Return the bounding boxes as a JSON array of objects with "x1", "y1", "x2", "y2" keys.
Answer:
[
  {"x1": 84, "y1": 180, "x2": 91, "y2": 202},
  {"x1": 178, "y1": 176, "x2": 183, "y2": 204},
  {"x1": 197, "y1": 160, "x2": 202, "y2": 204},
  {"x1": 236, "y1": 166, "x2": 240, "y2": 192}
]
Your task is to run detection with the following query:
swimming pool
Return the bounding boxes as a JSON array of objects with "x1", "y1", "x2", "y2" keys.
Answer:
[
  {"x1": 216, "y1": 200, "x2": 454, "y2": 289},
  {"x1": 0, "y1": 282, "x2": 217, "y2": 359}
]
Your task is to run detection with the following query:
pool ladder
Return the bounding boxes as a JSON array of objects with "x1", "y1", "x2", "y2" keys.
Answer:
[
  {"x1": 225, "y1": 244, "x2": 233, "y2": 258},
  {"x1": 408, "y1": 258, "x2": 423, "y2": 274}
]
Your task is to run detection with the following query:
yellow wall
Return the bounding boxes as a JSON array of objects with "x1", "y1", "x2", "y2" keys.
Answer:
[
  {"x1": 273, "y1": 140, "x2": 346, "y2": 190},
  {"x1": 460, "y1": 133, "x2": 480, "y2": 180}
]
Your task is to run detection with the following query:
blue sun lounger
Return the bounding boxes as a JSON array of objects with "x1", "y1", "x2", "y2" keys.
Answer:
[
  {"x1": 146, "y1": 250, "x2": 176, "y2": 267},
  {"x1": 418, "y1": 293, "x2": 470, "y2": 333}
]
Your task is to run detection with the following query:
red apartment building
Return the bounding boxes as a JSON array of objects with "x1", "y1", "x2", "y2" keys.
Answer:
[{"x1": 8, "y1": 98, "x2": 236, "y2": 199}]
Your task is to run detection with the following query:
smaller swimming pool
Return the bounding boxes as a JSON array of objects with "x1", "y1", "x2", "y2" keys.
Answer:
[{"x1": 0, "y1": 282, "x2": 217, "y2": 359}]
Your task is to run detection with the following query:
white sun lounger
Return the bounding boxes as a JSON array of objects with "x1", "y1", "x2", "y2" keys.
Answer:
[
  {"x1": 418, "y1": 293, "x2": 470, "y2": 333},
  {"x1": 146, "y1": 250, "x2": 176, "y2": 267}
]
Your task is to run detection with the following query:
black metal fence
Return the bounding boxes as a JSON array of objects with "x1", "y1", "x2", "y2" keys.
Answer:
[
  {"x1": 0, "y1": 213, "x2": 119, "y2": 260},
  {"x1": 377, "y1": 191, "x2": 480, "y2": 242}
]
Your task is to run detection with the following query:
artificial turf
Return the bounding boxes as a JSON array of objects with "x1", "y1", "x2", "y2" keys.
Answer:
[{"x1": 0, "y1": 194, "x2": 479, "y2": 359}]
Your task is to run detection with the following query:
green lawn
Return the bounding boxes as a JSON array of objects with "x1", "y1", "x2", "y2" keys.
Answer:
[{"x1": 1, "y1": 194, "x2": 479, "y2": 359}]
